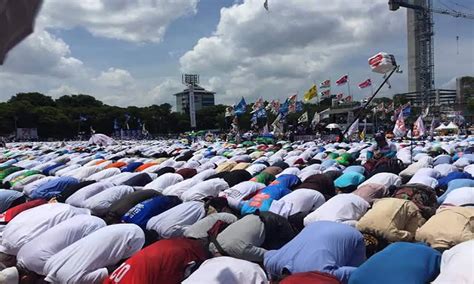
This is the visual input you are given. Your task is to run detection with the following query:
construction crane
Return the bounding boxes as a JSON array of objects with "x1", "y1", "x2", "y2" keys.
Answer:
[{"x1": 388, "y1": 0, "x2": 474, "y2": 107}]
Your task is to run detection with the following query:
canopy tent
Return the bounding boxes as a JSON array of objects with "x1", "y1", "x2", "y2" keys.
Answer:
[
  {"x1": 445, "y1": 122, "x2": 459, "y2": 130},
  {"x1": 435, "y1": 123, "x2": 448, "y2": 131},
  {"x1": 326, "y1": 123, "x2": 341, "y2": 130},
  {"x1": 88, "y1": 134, "x2": 116, "y2": 146}
]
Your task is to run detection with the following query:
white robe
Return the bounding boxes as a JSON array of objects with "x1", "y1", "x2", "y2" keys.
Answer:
[
  {"x1": 43, "y1": 224, "x2": 144, "y2": 284},
  {"x1": 16, "y1": 215, "x2": 105, "y2": 275}
]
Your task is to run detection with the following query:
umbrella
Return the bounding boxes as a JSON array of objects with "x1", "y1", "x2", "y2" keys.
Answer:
[
  {"x1": 326, "y1": 123, "x2": 341, "y2": 130},
  {"x1": 0, "y1": 0, "x2": 42, "y2": 64},
  {"x1": 88, "y1": 134, "x2": 116, "y2": 146}
]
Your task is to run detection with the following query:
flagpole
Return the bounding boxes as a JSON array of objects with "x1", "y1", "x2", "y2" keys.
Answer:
[
  {"x1": 347, "y1": 73, "x2": 351, "y2": 100},
  {"x1": 370, "y1": 79, "x2": 374, "y2": 96},
  {"x1": 342, "y1": 66, "x2": 398, "y2": 136}
]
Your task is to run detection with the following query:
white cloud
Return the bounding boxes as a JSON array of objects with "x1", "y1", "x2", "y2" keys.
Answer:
[
  {"x1": 47, "y1": 85, "x2": 80, "y2": 98},
  {"x1": 94, "y1": 68, "x2": 135, "y2": 88},
  {"x1": 180, "y1": 0, "x2": 407, "y2": 104},
  {"x1": 147, "y1": 78, "x2": 184, "y2": 107},
  {"x1": 2, "y1": 29, "x2": 84, "y2": 78},
  {"x1": 39, "y1": 0, "x2": 199, "y2": 43}
]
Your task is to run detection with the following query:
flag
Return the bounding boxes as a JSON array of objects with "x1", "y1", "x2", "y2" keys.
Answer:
[
  {"x1": 336, "y1": 74, "x2": 348, "y2": 86},
  {"x1": 429, "y1": 117, "x2": 435, "y2": 136},
  {"x1": 90, "y1": 126, "x2": 95, "y2": 134},
  {"x1": 319, "y1": 79, "x2": 331, "y2": 89},
  {"x1": 422, "y1": 106, "x2": 429, "y2": 118},
  {"x1": 320, "y1": 89, "x2": 331, "y2": 97},
  {"x1": 295, "y1": 101, "x2": 303, "y2": 112},
  {"x1": 344, "y1": 96, "x2": 352, "y2": 102},
  {"x1": 252, "y1": 97, "x2": 264, "y2": 113},
  {"x1": 124, "y1": 113, "x2": 131, "y2": 130},
  {"x1": 255, "y1": 108, "x2": 267, "y2": 119},
  {"x1": 113, "y1": 119, "x2": 120, "y2": 130},
  {"x1": 303, "y1": 84, "x2": 317, "y2": 102},
  {"x1": 263, "y1": 0, "x2": 269, "y2": 11},
  {"x1": 279, "y1": 100, "x2": 289, "y2": 115},
  {"x1": 79, "y1": 115, "x2": 88, "y2": 122},
  {"x1": 298, "y1": 112, "x2": 308, "y2": 124},
  {"x1": 269, "y1": 100, "x2": 280, "y2": 114},
  {"x1": 413, "y1": 116, "x2": 426, "y2": 137},
  {"x1": 393, "y1": 111, "x2": 407, "y2": 137},
  {"x1": 319, "y1": 108, "x2": 330, "y2": 120},
  {"x1": 376, "y1": 102, "x2": 385, "y2": 112},
  {"x1": 225, "y1": 106, "x2": 234, "y2": 117},
  {"x1": 272, "y1": 114, "x2": 284, "y2": 134},
  {"x1": 402, "y1": 104, "x2": 411, "y2": 118},
  {"x1": 360, "y1": 119, "x2": 367, "y2": 140},
  {"x1": 358, "y1": 78, "x2": 372, "y2": 89},
  {"x1": 287, "y1": 94, "x2": 298, "y2": 113},
  {"x1": 234, "y1": 97, "x2": 247, "y2": 116},
  {"x1": 346, "y1": 119, "x2": 359, "y2": 137},
  {"x1": 141, "y1": 123, "x2": 148, "y2": 135},
  {"x1": 311, "y1": 111, "x2": 320, "y2": 127},
  {"x1": 336, "y1": 93, "x2": 344, "y2": 100}
]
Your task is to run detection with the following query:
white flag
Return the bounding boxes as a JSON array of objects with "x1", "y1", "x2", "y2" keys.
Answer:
[
  {"x1": 298, "y1": 112, "x2": 309, "y2": 124},
  {"x1": 346, "y1": 118, "x2": 359, "y2": 137},
  {"x1": 272, "y1": 114, "x2": 283, "y2": 134},
  {"x1": 393, "y1": 111, "x2": 407, "y2": 137},
  {"x1": 311, "y1": 111, "x2": 320, "y2": 127},
  {"x1": 413, "y1": 116, "x2": 426, "y2": 137}
]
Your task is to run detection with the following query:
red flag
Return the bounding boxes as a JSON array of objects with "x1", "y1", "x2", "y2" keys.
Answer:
[
  {"x1": 320, "y1": 89, "x2": 331, "y2": 97},
  {"x1": 358, "y1": 78, "x2": 372, "y2": 89},
  {"x1": 335, "y1": 74, "x2": 348, "y2": 86},
  {"x1": 319, "y1": 80, "x2": 331, "y2": 88},
  {"x1": 344, "y1": 96, "x2": 352, "y2": 102},
  {"x1": 336, "y1": 93, "x2": 344, "y2": 100}
]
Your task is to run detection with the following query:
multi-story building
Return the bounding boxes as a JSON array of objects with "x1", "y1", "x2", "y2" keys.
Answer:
[{"x1": 173, "y1": 84, "x2": 215, "y2": 114}]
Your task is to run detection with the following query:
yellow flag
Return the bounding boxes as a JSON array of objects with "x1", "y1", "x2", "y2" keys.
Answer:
[{"x1": 304, "y1": 84, "x2": 317, "y2": 102}]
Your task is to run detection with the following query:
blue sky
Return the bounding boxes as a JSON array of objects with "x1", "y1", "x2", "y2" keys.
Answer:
[{"x1": 0, "y1": 0, "x2": 472, "y2": 108}]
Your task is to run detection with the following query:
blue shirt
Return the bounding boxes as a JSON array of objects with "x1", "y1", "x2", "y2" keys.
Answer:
[
  {"x1": 334, "y1": 172, "x2": 366, "y2": 188},
  {"x1": 437, "y1": 178, "x2": 474, "y2": 204},
  {"x1": 42, "y1": 163, "x2": 65, "y2": 176},
  {"x1": 29, "y1": 176, "x2": 78, "y2": 200},
  {"x1": 122, "y1": 195, "x2": 182, "y2": 229},
  {"x1": 240, "y1": 175, "x2": 299, "y2": 215},
  {"x1": 121, "y1": 162, "x2": 144, "y2": 173},
  {"x1": 0, "y1": 190, "x2": 24, "y2": 212},
  {"x1": 264, "y1": 221, "x2": 366, "y2": 284},
  {"x1": 437, "y1": 172, "x2": 472, "y2": 189},
  {"x1": 349, "y1": 242, "x2": 441, "y2": 284}
]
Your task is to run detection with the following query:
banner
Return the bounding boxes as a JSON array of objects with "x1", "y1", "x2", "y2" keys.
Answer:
[
  {"x1": 298, "y1": 112, "x2": 309, "y2": 124},
  {"x1": 319, "y1": 80, "x2": 331, "y2": 89},
  {"x1": 393, "y1": 112, "x2": 407, "y2": 137},
  {"x1": 303, "y1": 85, "x2": 317, "y2": 102},
  {"x1": 358, "y1": 78, "x2": 372, "y2": 89},
  {"x1": 336, "y1": 74, "x2": 348, "y2": 86}
]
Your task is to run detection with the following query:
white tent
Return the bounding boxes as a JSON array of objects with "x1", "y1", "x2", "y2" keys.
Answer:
[
  {"x1": 88, "y1": 134, "x2": 116, "y2": 146},
  {"x1": 326, "y1": 123, "x2": 341, "y2": 130},
  {"x1": 435, "y1": 123, "x2": 448, "y2": 131},
  {"x1": 445, "y1": 122, "x2": 459, "y2": 130}
]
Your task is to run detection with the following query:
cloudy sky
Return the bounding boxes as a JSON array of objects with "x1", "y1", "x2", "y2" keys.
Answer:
[{"x1": 1, "y1": 0, "x2": 473, "y2": 108}]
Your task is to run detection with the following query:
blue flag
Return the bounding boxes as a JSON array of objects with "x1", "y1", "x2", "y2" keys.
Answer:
[
  {"x1": 279, "y1": 100, "x2": 289, "y2": 116},
  {"x1": 256, "y1": 108, "x2": 267, "y2": 119},
  {"x1": 234, "y1": 97, "x2": 247, "y2": 116},
  {"x1": 402, "y1": 106, "x2": 411, "y2": 118},
  {"x1": 296, "y1": 101, "x2": 303, "y2": 112}
]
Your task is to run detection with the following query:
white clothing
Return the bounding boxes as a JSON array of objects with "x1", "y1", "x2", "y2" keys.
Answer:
[
  {"x1": 220, "y1": 181, "x2": 266, "y2": 210},
  {"x1": 146, "y1": 201, "x2": 206, "y2": 239},
  {"x1": 101, "y1": 172, "x2": 135, "y2": 185},
  {"x1": 3, "y1": 170, "x2": 29, "y2": 183},
  {"x1": 17, "y1": 215, "x2": 105, "y2": 275},
  {"x1": 162, "y1": 178, "x2": 200, "y2": 197},
  {"x1": 408, "y1": 175, "x2": 438, "y2": 189},
  {"x1": 83, "y1": 185, "x2": 134, "y2": 216},
  {"x1": 86, "y1": 168, "x2": 121, "y2": 181},
  {"x1": 183, "y1": 256, "x2": 269, "y2": 284},
  {"x1": 442, "y1": 187, "x2": 474, "y2": 207},
  {"x1": 434, "y1": 164, "x2": 458, "y2": 177},
  {"x1": 55, "y1": 164, "x2": 81, "y2": 177},
  {"x1": 432, "y1": 240, "x2": 474, "y2": 284},
  {"x1": 192, "y1": 169, "x2": 216, "y2": 181},
  {"x1": 143, "y1": 173, "x2": 183, "y2": 192},
  {"x1": 245, "y1": 164, "x2": 267, "y2": 176},
  {"x1": 183, "y1": 213, "x2": 238, "y2": 239},
  {"x1": 276, "y1": 167, "x2": 301, "y2": 178},
  {"x1": 269, "y1": 189, "x2": 325, "y2": 218},
  {"x1": 303, "y1": 193, "x2": 370, "y2": 227},
  {"x1": 65, "y1": 181, "x2": 114, "y2": 208},
  {"x1": 181, "y1": 178, "x2": 229, "y2": 201},
  {"x1": 11, "y1": 174, "x2": 45, "y2": 191},
  {"x1": 43, "y1": 224, "x2": 144, "y2": 284},
  {"x1": 358, "y1": 173, "x2": 401, "y2": 189},
  {"x1": 0, "y1": 203, "x2": 90, "y2": 255},
  {"x1": 67, "y1": 166, "x2": 102, "y2": 181}
]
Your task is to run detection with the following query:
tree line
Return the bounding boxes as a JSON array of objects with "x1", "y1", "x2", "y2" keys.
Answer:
[{"x1": 0, "y1": 92, "x2": 401, "y2": 140}]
